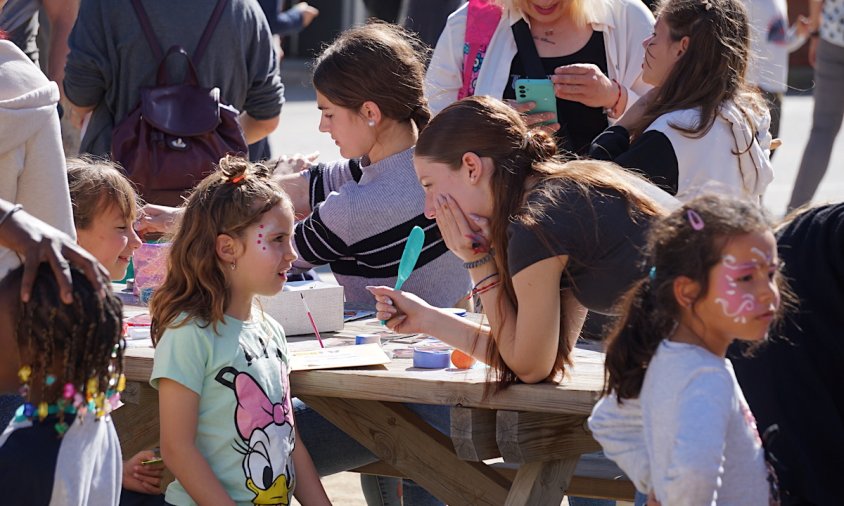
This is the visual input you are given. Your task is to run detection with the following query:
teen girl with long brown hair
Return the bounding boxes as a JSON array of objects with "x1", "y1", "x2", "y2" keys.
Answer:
[{"x1": 371, "y1": 95, "x2": 676, "y2": 389}]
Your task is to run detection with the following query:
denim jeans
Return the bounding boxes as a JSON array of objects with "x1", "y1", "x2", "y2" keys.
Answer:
[
  {"x1": 293, "y1": 398, "x2": 449, "y2": 505},
  {"x1": 634, "y1": 490, "x2": 648, "y2": 506},
  {"x1": 569, "y1": 497, "x2": 615, "y2": 506}
]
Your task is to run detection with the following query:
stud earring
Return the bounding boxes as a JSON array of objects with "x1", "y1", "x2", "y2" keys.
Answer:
[{"x1": 367, "y1": 119, "x2": 376, "y2": 127}]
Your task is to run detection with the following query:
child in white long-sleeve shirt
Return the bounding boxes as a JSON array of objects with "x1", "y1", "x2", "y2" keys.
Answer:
[{"x1": 589, "y1": 195, "x2": 784, "y2": 505}]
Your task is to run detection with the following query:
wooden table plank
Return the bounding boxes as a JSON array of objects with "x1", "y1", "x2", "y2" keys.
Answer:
[
  {"x1": 112, "y1": 380, "x2": 160, "y2": 458},
  {"x1": 300, "y1": 396, "x2": 512, "y2": 505}
]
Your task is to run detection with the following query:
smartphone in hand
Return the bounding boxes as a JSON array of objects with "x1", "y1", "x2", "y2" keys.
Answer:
[{"x1": 515, "y1": 78, "x2": 558, "y2": 126}]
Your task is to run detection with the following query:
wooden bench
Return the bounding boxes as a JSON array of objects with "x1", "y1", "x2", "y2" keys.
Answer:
[
  {"x1": 352, "y1": 454, "x2": 634, "y2": 501},
  {"x1": 351, "y1": 405, "x2": 635, "y2": 502}
]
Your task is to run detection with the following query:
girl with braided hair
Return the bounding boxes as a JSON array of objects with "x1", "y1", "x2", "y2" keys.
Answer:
[
  {"x1": 0, "y1": 262, "x2": 125, "y2": 505},
  {"x1": 589, "y1": 195, "x2": 787, "y2": 504}
]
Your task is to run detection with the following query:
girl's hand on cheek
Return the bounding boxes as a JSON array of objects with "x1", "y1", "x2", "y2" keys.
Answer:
[{"x1": 435, "y1": 194, "x2": 490, "y2": 262}]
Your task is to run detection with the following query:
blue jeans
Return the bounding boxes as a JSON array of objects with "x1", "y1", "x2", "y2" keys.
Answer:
[
  {"x1": 293, "y1": 398, "x2": 449, "y2": 506},
  {"x1": 569, "y1": 497, "x2": 615, "y2": 506},
  {"x1": 634, "y1": 490, "x2": 648, "y2": 506}
]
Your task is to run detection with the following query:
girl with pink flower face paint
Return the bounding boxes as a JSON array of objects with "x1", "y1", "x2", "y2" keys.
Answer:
[
  {"x1": 713, "y1": 246, "x2": 777, "y2": 325},
  {"x1": 594, "y1": 196, "x2": 786, "y2": 505}
]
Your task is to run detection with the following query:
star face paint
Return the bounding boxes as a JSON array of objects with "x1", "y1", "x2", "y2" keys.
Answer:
[{"x1": 231, "y1": 205, "x2": 298, "y2": 298}]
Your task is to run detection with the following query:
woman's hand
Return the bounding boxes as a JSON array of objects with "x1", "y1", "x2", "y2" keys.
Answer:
[
  {"x1": 135, "y1": 204, "x2": 183, "y2": 237},
  {"x1": 434, "y1": 194, "x2": 492, "y2": 263},
  {"x1": 503, "y1": 99, "x2": 560, "y2": 135},
  {"x1": 551, "y1": 64, "x2": 618, "y2": 109},
  {"x1": 122, "y1": 449, "x2": 165, "y2": 494},
  {"x1": 273, "y1": 151, "x2": 320, "y2": 176},
  {"x1": 367, "y1": 286, "x2": 438, "y2": 334}
]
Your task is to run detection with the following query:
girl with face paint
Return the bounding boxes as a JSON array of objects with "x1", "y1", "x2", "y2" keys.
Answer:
[{"x1": 588, "y1": 194, "x2": 787, "y2": 504}]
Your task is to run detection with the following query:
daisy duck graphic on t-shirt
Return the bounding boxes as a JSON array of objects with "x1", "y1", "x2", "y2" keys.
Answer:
[{"x1": 216, "y1": 361, "x2": 296, "y2": 505}]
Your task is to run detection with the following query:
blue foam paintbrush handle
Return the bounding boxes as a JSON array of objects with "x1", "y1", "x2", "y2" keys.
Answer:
[{"x1": 381, "y1": 226, "x2": 425, "y2": 324}]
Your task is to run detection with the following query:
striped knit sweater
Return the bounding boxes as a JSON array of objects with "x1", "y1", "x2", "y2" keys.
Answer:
[{"x1": 293, "y1": 147, "x2": 471, "y2": 308}]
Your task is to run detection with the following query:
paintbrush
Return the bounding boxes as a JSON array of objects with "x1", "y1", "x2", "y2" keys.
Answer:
[{"x1": 300, "y1": 293, "x2": 324, "y2": 348}]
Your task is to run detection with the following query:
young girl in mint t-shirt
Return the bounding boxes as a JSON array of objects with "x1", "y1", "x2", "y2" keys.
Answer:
[{"x1": 149, "y1": 156, "x2": 329, "y2": 506}]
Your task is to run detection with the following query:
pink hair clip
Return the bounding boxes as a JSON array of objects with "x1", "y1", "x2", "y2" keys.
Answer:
[{"x1": 686, "y1": 209, "x2": 705, "y2": 231}]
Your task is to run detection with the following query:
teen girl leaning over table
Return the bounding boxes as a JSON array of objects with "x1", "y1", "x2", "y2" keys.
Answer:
[
  {"x1": 370, "y1": 95, "x2": 678, "y2": 389},
  {"x1": 425, "y1": 0, "x2": 654, "y2": 155},
  {"x1": 588, "y1": 0, "x2": 774, "y2": 202}
]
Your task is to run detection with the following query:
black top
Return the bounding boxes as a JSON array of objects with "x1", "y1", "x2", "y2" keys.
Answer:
[
  {"x1": 503, "y1": 30, "x2": 609, "y2": 155},
  {"x1": 728, "y1": 203, "x2": 844, "y2": 504},
  {"x1": 589, "y1": 125, "x2": 680, "y2": 195},
  {"x1": 506, "y1": 179, "x2": 653, "y2": 314}
]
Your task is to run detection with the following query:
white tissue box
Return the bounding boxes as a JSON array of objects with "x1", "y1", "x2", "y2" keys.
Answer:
[{"x1": 256, "y1": 281, "x2": 344, "y2": 336}]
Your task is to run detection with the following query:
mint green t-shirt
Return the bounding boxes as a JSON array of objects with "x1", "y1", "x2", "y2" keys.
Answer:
[{"x1": 151, "y1": 312, "x2": 296, "y2": 506}]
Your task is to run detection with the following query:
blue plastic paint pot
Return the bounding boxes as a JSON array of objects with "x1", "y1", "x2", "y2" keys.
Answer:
[
  {"x1": 355, "y1": 334, "x2": 381, "y2": 345},
  {"x1": 413, "y1": 348, "x2": 451, "y2": 369}
]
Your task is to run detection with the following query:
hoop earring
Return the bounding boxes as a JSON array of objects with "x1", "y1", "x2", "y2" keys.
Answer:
[{"x1": 367, "y1": 119, "x2": 376, "y2": 127}]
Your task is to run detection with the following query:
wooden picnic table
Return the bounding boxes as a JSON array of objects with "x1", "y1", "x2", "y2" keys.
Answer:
[{"x1": 115, "y1": 312, "x2": 630, "y2": 505}]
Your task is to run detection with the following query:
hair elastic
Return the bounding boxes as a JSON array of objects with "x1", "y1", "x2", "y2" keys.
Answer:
[
  {"x1": 686, "y1": 209, "x2": 705, "y2": 231},
  {"x1": 229, "y1": 174, "x2": 246, "y2": 184}
]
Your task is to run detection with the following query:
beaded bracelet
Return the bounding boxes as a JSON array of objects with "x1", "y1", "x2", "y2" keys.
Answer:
[
  {"x1": 0, "y1": 203, "x2": 23, "y2": 231},
  {"x1": 463, "y1": 248, "x2": 495, "y2": 269}
]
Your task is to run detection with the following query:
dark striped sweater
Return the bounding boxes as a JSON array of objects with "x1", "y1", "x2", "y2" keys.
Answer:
[{"x1": 293, "y1": 147, "x2": 471, "y2": 307}]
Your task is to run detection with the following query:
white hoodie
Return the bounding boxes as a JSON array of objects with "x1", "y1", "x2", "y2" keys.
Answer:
[
  {"x1": 0, "y1": 40, "x2": 75, "y2": 277},
  {"x1": 645, "y1": 100, "x2": 774, "y2": 203}
]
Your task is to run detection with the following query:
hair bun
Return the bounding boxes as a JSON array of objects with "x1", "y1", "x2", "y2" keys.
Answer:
[{"x1": 522, "y1": 129, "x2": 557, "y2": 162}]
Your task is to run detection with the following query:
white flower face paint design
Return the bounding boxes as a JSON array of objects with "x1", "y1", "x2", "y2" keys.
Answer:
[{"x1": 713, "y1": 248, "x2": 771, "y2": 324}]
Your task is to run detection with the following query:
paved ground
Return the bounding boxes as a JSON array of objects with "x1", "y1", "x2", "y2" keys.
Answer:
[{"x1": 275, "y1": 61, "x2": 842, "y2": 505}]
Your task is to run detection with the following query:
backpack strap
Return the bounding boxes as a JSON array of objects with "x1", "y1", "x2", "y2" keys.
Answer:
[
  {"x1": 459, "y1": 0, "x2": 502, "y2": 100},
  {"x1": 193, "y1": 0, "x2": 229, "y2": 66},
  {"x1": 130, "y1": 0, "x2": 164, "y2": 61},
  {"x1": 129, "y1": 0, "x2": 228, "y2": 65},
  {"x1": 511, "y1": 19, "x2": 545, "y2": 79}
]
